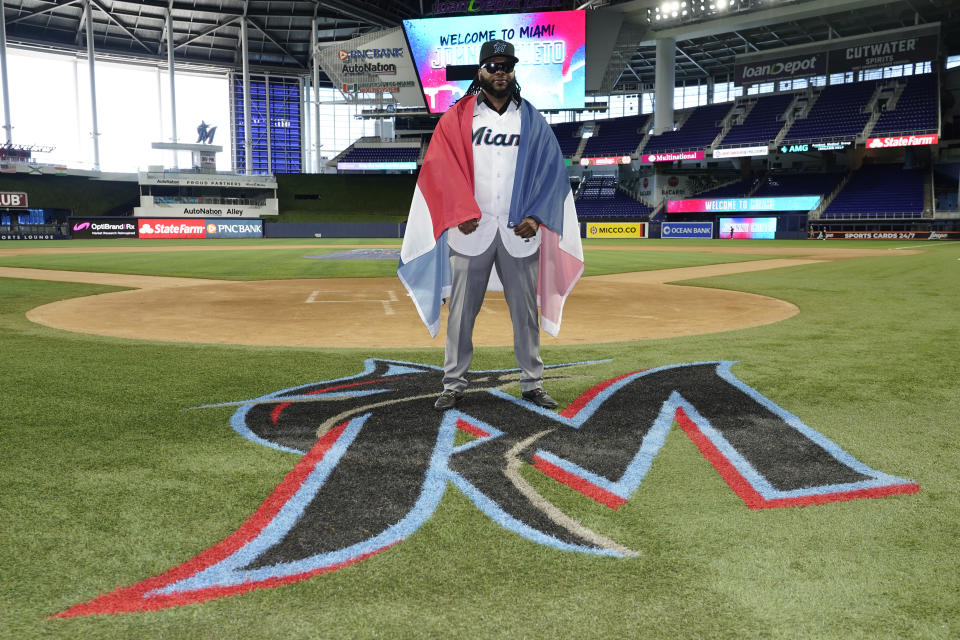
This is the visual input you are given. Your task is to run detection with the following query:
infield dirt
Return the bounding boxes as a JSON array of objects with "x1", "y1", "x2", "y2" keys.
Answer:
[{"x1": 1, "y1": 244, "x2": 918, "y2": 348}]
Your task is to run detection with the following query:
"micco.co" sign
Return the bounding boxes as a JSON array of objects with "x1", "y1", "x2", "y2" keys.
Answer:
[{"x1": 587, "y1": 223, "x2": 646, "y2": 239}]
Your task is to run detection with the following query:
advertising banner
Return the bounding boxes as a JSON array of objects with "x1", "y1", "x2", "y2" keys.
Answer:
[
  {"x1": 0, "y1": 191, "x2": 28, "y2": 208},
  {"x1": 138, "y1": 219, "x2": 207, "y2": 239},
  {"x1": 337, "y1": 161, "x2": 418, "y2": 171},
  {"x1": 735, "y1": 52, "x2": 826, "y2": 85},
  {"x1": 641, "y1": 150, "x2": 705, "y2": 163},
  {"x1": 811, "y1": 141, "x2": 852, "y2": 151},
  {"x1": 137, "y1": 219, "x2": 264, "y2": 239},
  {"x1": 719, "y1": 217, "x2": 778, "y2": 239},
  {"x1": 317, "y1": 28, "x2": 426, "y2": 108},
  {"x1": 661, "y1": 222, "x2": 713, "y2": 239},
  {"x1": 204, "y1": 220, "x2": 264, "y2": 238},
  {"x1": 820, "y1": 230, "x2": 960, "y2": 240},
  {"x1": 780, "y1": 141, "x2": 852, "y2": 153},
  {"x1": 713, "y1": 146, "x2": 769, "y2": 159},
  {"x1": 830, "y1": 33, "x2": 938, "y2": 74},
  {"x1": 402, "y1": 10, "x2": 586, "y2": 113},
  {"x1": 667, "y1": 196, "x2": 821, "y2": 213},
  {"x1": 734, "y1": 24, "x2": 939, "y2": 84},
  {"x1": 151, "y1": 205, "x2": 254, "y2": 218},
  {"x1": 70, "y1": 217, "x2": 138, "y2": 239},
  {"x1": 0, "y1": 232, "x2": 66, "y2": 240},
  {"x1": 634, "y1": 174, "x2": 697, "y2": 204},
  {"x1": 866, "y1": 134, "x2": 939, "y2": 149},
  {"x1": 585, "y1": 223, "x2": 646, "y2": 238},
  {"x1": 138, "y1": 172, "x2": 277, "y2": 189},
  {"x1": 579, "y1": 156, "x2": 632, "y2": 166}
]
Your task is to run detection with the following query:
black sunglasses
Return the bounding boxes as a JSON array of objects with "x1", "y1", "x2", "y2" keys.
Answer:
[{"x1": 480, "y1": 61, "x2": 515, "y2": 74}]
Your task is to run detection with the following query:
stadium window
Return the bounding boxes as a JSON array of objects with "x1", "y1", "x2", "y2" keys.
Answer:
[
  {"x1": 589, "y1": 96, "x2": 609, "y2": 120},
  {"x1": 829, "y1": 72, "x2": 852, "y2": 85},
  {"x1": 610, "y1": 95, "x2": 624, "y2": 119},
  {"x1": 784, "y1": 78, "x2": 808, "y2": 92},
  {"x1": 948, "y1": 55, "x2": 960, "y2": 70},
  {"x1": 642, "y1": 92, "x2": 654, "y2": 114},
  {"x1": 713, "y1": 81, "x2": 735, "y2": 104},
  {"x1": 673, "y1": 84, "x2": 703, "y2": 109}
]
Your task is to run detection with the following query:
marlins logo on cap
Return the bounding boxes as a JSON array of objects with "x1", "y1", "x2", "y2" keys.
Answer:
[{"x1": 478, "y1": 39, "x2": 519, "y2": 64}]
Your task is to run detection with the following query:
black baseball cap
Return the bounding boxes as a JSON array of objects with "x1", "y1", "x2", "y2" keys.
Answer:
[{"x1": 478, "y1": 39, "x2": 519, "y2": 65}]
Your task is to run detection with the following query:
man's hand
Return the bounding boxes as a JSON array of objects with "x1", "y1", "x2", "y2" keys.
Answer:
[
  {"x1": 458, "y1": 218, "x2": 480, "y2": 235},
  {"x1": 513, "y1": 217, "x2": 540, "y2": 239}
]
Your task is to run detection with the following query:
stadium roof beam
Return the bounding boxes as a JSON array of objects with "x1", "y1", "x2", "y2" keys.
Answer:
[
  {"x1": 733, "y1": 31, "x2": 759, "y2": 53},
  {"x1": 88, "y1": 0, "x2": 153, "y2": 53},
  {"x1": 314, "y1": 0, "x2": 395, "y2": 29},
  {"x1": 75, "y1": 0, "x2": 87, "y2": 48},
  {"x1": 676, "y1": 45, "x2": 708, "y2": 77},
  {"x1": 7, "y1": 0, "x2": 81, "y2": 26},
  {"x1": 172, "y1": 16, "x2": 240, "y2": 51},
  {"x1": 246, "y1": 16, "x2": 305, "y2": 69},
  {"x1": 628, "y1": 0, "x2": 897, "y2": 45}
]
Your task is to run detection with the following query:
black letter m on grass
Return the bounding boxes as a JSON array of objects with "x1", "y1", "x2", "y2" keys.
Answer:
[{"x1": 58, "y1": 360, "x2": 918, "y2": 617}]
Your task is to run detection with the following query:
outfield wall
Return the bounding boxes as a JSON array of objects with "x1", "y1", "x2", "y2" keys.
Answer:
[{"x1": 264, "y1": 222, "x2": 405, "y2": 238}]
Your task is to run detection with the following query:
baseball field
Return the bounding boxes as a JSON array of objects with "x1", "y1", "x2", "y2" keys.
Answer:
[{"x1": 1, "y1": 236, "x2": 958, "y2": 639}]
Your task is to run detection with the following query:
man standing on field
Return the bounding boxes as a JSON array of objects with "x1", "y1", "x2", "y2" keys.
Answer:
[{"x1": 398, "y1": 39, "x2": 584, "y2": 412}]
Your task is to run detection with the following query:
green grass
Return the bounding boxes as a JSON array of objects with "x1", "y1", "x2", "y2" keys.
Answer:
[
  {"x1": 1, "y1": 237, "x2": 778, "y2": 280},
  {"x1": 1, "y1": 239, "x2": 958, "y2": 639}
]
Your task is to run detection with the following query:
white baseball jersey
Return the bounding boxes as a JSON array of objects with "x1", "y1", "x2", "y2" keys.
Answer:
[{"x1": 446, "y1": 96, "x2": 541, "y2": 258}]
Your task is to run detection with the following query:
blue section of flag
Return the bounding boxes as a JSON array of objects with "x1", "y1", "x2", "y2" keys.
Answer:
[{"x1": 397, "y1": 229, "x2": 451, "y2": 337}]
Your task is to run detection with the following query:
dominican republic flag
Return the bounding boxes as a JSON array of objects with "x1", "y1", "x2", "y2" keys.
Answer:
[{"x1": 398, "y1": 94, "x2": 584, "y2": 338}]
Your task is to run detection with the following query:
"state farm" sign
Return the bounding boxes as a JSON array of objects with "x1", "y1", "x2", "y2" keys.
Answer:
[
  {"x1": 137, "y1": 219, "x2": 206, "y2": 239},
  {"x1": 866, "y1": 134, "x2": 939, "y2": 148}
]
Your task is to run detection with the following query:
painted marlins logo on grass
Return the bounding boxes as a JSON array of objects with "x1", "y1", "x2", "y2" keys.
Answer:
[{"x1": 57, "y1": 359, "x2": 919, "y2": 617}]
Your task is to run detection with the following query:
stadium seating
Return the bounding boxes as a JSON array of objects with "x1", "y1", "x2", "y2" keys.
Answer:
[
  {"x1": 752, "y1": 172, "x2": 845, "y2": 198},
  {"x1": 580, "y1": 115, "x2": 649, "y2": 158},
  {"x1": 781, "y1": 81, "x2": 878, "y2": 144},
  {"x1": 338, "y1": 147, "x2": 420, "y2": 163},
  {"x1": 870, "y1": 74, "x2": 938, "y2": 137},
  {"x1": 718, "y1": 93, "x2": 794, "y2": 147},
  {"x1": 641, "y1": 103, "x2": 732, "y2": 155},
  {"x1": 551, "y1": 121, "x2": 584, "y2": 157},
  {"x1": 822, "y1": 164, "x2": 925, "y2": 218},
  {"x1": 697, "y1": 177, "x2": 758, "y2": 198},
  {"x1": 575, "y1": 175, "x2": 652, "y2": 219}
]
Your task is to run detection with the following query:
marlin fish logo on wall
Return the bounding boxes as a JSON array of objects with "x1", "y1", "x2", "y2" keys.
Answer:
[{"x1": 57, "y1": 359, "x2": 919, "y2": 617}]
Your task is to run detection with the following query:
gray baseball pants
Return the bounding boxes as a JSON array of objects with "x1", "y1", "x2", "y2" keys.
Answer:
[{"x1": 443, "y1": 233, "x2": 542, "y2": 393}]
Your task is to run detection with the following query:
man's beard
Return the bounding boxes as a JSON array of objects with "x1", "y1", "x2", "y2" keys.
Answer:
[{"x1": 479, "y1": 74, "x2": 516, "y2": 100}]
